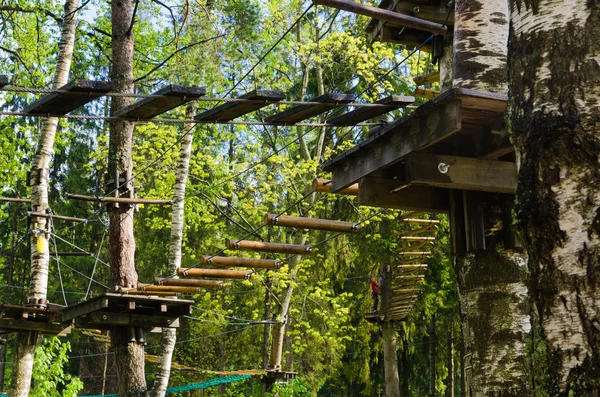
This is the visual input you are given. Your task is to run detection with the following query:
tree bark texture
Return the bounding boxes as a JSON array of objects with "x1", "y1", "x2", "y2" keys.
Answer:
[
  {"x1": 439, "y1": 33, "x2": 454, "y2": 92},
  {"x1": 508, "y1": 1, "x2": 600, "y2": 394},
  {"x1": 447, "y1": 334, "x2": 455, "y2": 397},
  {"x1": 150, "y1": 112, "x2": 196, "y2": 397},
  {"x1": 382, "y1": 322, "x2": 400, "y2": 397},
  {"x1": 453, "y1": 0, "x2": 509, "y2": 92},
  {"x1": 109, "y1": 1, "x2": 146, "y2": 395},
  {"x1": 454, "y1": 196, "x2": 530, "y2": 396},
  {"x1": 10, "y1": 1, "x2": 78, "y2": 396}
]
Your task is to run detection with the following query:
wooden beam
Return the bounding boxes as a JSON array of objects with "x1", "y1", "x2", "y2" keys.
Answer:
[
  {"x1": 412, "y1": 88, "x2": 440, "y2": 100},
  {"x1": 53, "y1": 252, "x2": 91, "y2": 257},
  {"x1": 326, "y1": 95, "x2": 414, "y2": 126},
  {"x1": 24, "y1": 80, "x2": 112, "y2": 115},
  {"x1": 413, "y1": 71, "x2": 440, "y2": 86},
  {"x1": 358, "y1": 177, "x2": 450, "y2": 213},
  {"x1": 402, "y1": 219, "x2": 439, "y2": 225},
  {"x1": 312, "y1": 178, "x2": 358, "y2": 196},
  {"x1": 200, "y1": 256, "x2": 281, "y2": 270},
  {"x1": 226, "y1": 240, "x2": 314, "y2": 256},
  {"x1": 327, "y1": 99, "x2": 461, "y2": 191},
  {"x1": 314, "y1": 0, "x2": 447, "y2": 35},
  {"x1": 28, "y1": 212, "x2": 87, "y2": 223},
  {"x1": 400, "y1": 236, "x2": 435, "y2": 241},
  {"x1": 263, "y1": 214, "x2": 360, "y2": 233},
  {"x1": 0, "y1": 197, "x2": 31, "y2": 203},
  {"x1": 194, "y1": 89, "x2": 285, "y2": 122},
  {"x1": 66, "y1": 193, "x2": 172, "y2": 205},
  {"x1": 138, "y1": 285, "x2": 202, "y2": 294},
  {"x1": 404, "y1": 154, "x2": 517, "y2": 194},
  {"x1": 376, "y1": 26, "x2": 432, "y2": 51},
  {"x1": 265, "y1": 93, "x2": 354, "y2": 124},
  {"x1": 112, "y1": 85, "x2": 206, "y2": 119},
  {"x1": 178, "y1": 268, "x2": 252, "y2": 279},
  {"x1": 121, "y1": 290, "x2": 177, "y2": 296},
  {"x1": 153, "y1": 278, "x2": 223, "y2": 289}
]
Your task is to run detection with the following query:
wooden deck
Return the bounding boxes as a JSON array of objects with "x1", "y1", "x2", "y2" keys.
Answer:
[{"x1": 0, "y1": 303, "x2": 70, "y2": 335}]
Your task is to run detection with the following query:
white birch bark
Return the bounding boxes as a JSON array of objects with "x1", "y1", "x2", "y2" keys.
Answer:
[
  {"x1": 150, "y1": 119, "x2": 195, "y2": 397},
  {"x1": 508, "y1": 0, "x2": 600, "y2": 393},
  {"x1": 382, "y1": 320, "x2": 400, "y2": 397},
  {"x1": 10, "y1": 1, "x2": 78, "y2": 395}
]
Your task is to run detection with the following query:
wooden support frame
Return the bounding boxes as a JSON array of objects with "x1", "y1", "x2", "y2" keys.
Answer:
[
  {"x1": 314, "y1": 0, "x2": 448, "y2": 35},
  {"x1": 312, "y1": 178, "x2": 358, "y2": 196},
  {"x1": 413, "y1": 71, "x2": 440, "y2": 86},
  {"x1": 178, "y1": 268, "x2": 252, "y2": 279},
  {"x1": 358, "y1": 177, "x2": 450, "y2": 213},
  {"x1": 200, "y1": 256, "x2": 281, "y2": 269},
  {"x1": 194, "y1": 89, "x2": 285, "y2": 122},
  {"x1": 113, "y1": 85, "x2": 206, "y2": 119},
  {"x1": 403, "y1": 154, "x2": 517, "y2": 194},
  {"x1": 412, "y1": 88, "x2": 440, "y2": 100},
  {"x1": 265, "y1": 93, "x2": 354, "y2": 124},
  {"x1": 153, "y1": 278, "x2": 223, "y2": 289},
  {"x1": 66, "y1": 193, "x2": 172, "y2": 205},
  {"x1": 24, "y1": 80, "x2": 113, "y2": 115},
  {"x1": 263, "y1": 214, "x2": 360, "y2": 233},
  {"x1": 226, "y1": 240, "x2": 314, "y2": 256},
  {"x1": 326, "y1": 95, "x2": 415, "y2": 126}
]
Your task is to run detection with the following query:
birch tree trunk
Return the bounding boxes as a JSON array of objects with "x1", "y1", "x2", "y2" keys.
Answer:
[
  {"x1": 10, "y1": 2, "x2": 78, "y2": 395},
  {"x1": 508, "y1": 1, "x2": 600, "y2": 394},
  {"x1": 382, "y1": 322, "x2": 400, "y2": 397},
  {"x1": 451, "y1": 1, "x2": 530, "y2": 395},
  {"x1": 150, "y1": 119, "x2": 195, "y2": 397},
  {"x1": 108, "y1": 1, "x2": 146, "y2": 395}
]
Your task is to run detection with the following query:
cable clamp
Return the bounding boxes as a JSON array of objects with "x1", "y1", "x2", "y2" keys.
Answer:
[{"x1": 272, "y1": 215, "x2": 279, "y2": 225}]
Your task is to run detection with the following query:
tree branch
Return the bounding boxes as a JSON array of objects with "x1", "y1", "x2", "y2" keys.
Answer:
[{"x1": 0, "y1": 5, "x2": 60, "y2": 23}]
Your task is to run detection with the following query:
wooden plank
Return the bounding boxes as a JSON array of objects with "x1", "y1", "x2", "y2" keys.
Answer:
[
  {"x1": 194, "y1": 89, "x2": 285, "y2": 122},
  {"x1": 0, "y1": 318, "x2": 66, "y2": 334},
  {"x1": 200, "y1": 256, "x2": 281, "y2": 270},
  {"x1": 326, "y1": 95, "x2": 415, "y2": 126},
  {"x1": 393, "y1": 3, "x2": 454, "y2": 25},
  {"x1": 112, "y1": 85, "x2": 206, "y2": 119},
  {"x1": 314, "y1": 0, "x2": 448, "y2": 35},
  {"x1": 0, "y1": 197, "x2": 31, "y2": 203},
  {"x1": 178, "y1": 268, "x2": 252, "y2": 279},
  {"x1": 404, "y1": 154, "x2": 516, "y2": 194},
  {"x1": 327, "y1": 99, "x2": 462, "y2": 191},
  {"x1": 412, "y1": 88, "x2": 440, "y2": 100},
  {"x1": 413, "y1": 71, "x2": 440, "y2": 86},
  {"x1": 358, "y1": 177, "x2": 450, "y2": 213},
  {"x1": 153, "y1": 278, "x2": 224, "y2": 288},
  {"x1": 77, "y1": 312, "x2": 179, "y2": 329},
  {"x1": 312, "y1": 178, "x2": 358, "y2": 196},
  {"x1": 61, "y1": 296, "x2": 109, "y2": 322},
  {"x1": 24, "y1": 80, "x2": 113, "y2": 115},
  {"x1": 226, "y1": 240, "x2": 314, "y2": 256},
  {"x1": 376, "y1": 26, "x2": 432, "y2": 51},
  {"x1": 263, "y1": 214, "x2": 360, "y2": 233},
  {"x1": 449, "y1": 190, "x2": 466, "y2": 255},
  {"x1": 265, "y1": 93, "x2": 354, "y2": 124}
]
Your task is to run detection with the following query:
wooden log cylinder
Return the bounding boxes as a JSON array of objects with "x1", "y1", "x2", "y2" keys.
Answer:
[
  {"x1": 312, "y1": 178, "x2": 359, "y2": 196},
  {"x1": 178, "y1": 268, "x2": 252, "y2": 279},
  {"x1": 226, "y1": 239, "x2": 314, "y2": 256},
  {"x1": 138, "y1": 285, "x2": 203, "y2": 294},
  {"x1": 119, "y1": 288, "x2": 177, "y2": 296},
  {"x1": 67, "y1": 193, "x2": 172, "y2": 205},
  {"x1": 401, "y1": 218, "x2": 440, "y2": 225},
  {"x1": 200, "y1": 256, "x2": 281, "y2": 269},
  {"x1": 263, "y1": 214, "x2": 360, "y2": 233},
  {"x1": 154, "y1": 278, "x2": 223, "y2": 289}
]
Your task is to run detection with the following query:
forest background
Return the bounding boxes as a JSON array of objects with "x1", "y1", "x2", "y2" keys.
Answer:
[{"x1": 0, "y1": 0, "x2": 458, "y2": 395}]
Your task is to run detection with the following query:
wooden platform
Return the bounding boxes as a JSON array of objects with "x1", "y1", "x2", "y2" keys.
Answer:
[
  {"x1": 194, "y1": 89, "x2": 285, "y2": 122},
  {"x1": 262, "y1": 370, "x2": 298, "y2": 385},
  {"x1": 0, "y1": 303, "x2": 69, "y2": 335},
  {"x1": 60, "y1": 293, "x2": 193, "y2": 330},
  {"x1": 265, "y1": 93, "x2": 354, "y2": 124},
  {"x1": 24, "y1": 80, "x2": 113, "y2": 115},
  {"x1": 326, "y1": 95, "x2": 414, "y2": 125},
  {"x1": 112, "y1": 85, "x2": 206, "y2": 119}
]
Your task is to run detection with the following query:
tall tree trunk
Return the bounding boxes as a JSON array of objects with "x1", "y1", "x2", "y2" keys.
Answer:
[
  {"x1": 446, "y1": 333, "x2": 454, "y2": 397},
  {"x1": 382, "y1": 322, "x2": 400, "y2": 397},
  {"x1": 451, "y1": 1, "x2": 529, "y2": 395},
  {"x1": 429, "y1": 315, "x2": 436, "y2": 397},
  {"x1": 508, "y1": 1, "x2": 600, "y2": 394},
  {"x1": 9, "y1": 1, "x2": 78, "y2": 395},
  {"x1": 150, "y1": 117, "x2": 196, "y2": 397},
  {"x1": 108, "y1": 1, "x2": 146, "y2": 396}
]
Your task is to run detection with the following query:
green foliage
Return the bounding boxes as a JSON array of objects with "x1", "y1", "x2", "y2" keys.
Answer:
[{"x1": 30, "y1": 337, "x2": 83, "y2": 397}]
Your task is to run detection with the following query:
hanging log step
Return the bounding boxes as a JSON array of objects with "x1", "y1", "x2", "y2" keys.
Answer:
[
  {"x1": 326, "y1": 95, "x2": 415, "y2": 126},
  {"x1": 194, "y1": 89, "x2": 285, "y2": 122},
  {"x1": 393, "y1": 275, "x2": 425, "y2": 280},
  {"x1": 413, "y1": 71, "x2": 440, "y2": 86},
  {"x1": 400, "y1": 236, "x2": 435, "y2": 241},
  {"x1": 138, "y1": 285, "x2": 203, "y2": 294},
  {"x1": 113, "y1": 85, "x2": 206, "y2": 119},
  {"x1": 398, "y1": 225, "x2": 438, "y2": 237},
  {"x1": 402, "y1": 218, "x2": 439, "y2": 225},
  {"x1": 120, "y1": 289, "x2": 177, "y2": 296},
  {"x1": 153, "y1": 278, "x2": 224, "y2": 289},
  {"x1": 265, "y1": 93, "x2": 354, "y2": 124},
  {"x1": 313, "y1": 0, "x2": 448, "y2": 35},
  {"x1": 0, "y1": 197, "x2": 31, "y2": 203},
  {"x1": 66, "y1": 193, "x2": 172, "y2": 205},
  {"x1": 264, "y1": 214, "x2": 360, "y2": 233},
  {"x1": 226, "y1": 239, "x2": 314, "y2": 256},
  {"x1": 24, "y1": 80, "x2": 113, "y2": 115},
  {"x1": 178, "y1": 268, "x2": 252, "y2": 279},
  {"x1": 412, "y1": 88, "x2": 440, "y2": 100},
  {"x1": 200, "y1": 256, "x2": 281, "y2": 269},
  {"x1": 312, "y1": 178, "x2": 358, "y2": 196}
]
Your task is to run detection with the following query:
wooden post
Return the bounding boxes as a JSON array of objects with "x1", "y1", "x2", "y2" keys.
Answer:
[
  {"x1": 178, "y1": 268, "x2": 252, "y2": 279},
  {"x1": 200, "y1": 256, "x2": 280, "y2": 270},
  {"x1": 226, "y1": 240, "x2": 314, "y2": 256},
  {"x1": 263, "y1": 214, "x2": 360, "y2": 233},
  {"x1": 311, "y1": 178, "x2": 358, "y2": 196}
]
